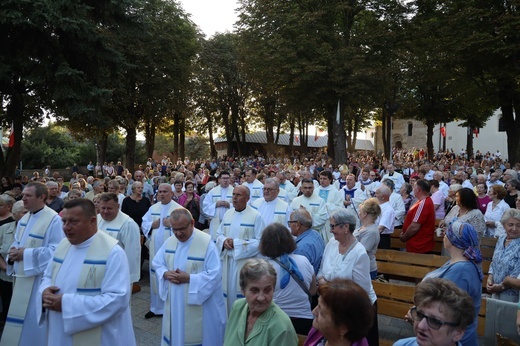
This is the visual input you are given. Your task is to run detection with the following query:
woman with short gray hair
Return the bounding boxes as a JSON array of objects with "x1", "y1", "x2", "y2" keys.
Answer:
[
  {"x1": 224, "y1": 259, "x2": 298, "y2": 346},
  {"x1": 317, "y1": 208, "x2": 379, "y2": 345}
]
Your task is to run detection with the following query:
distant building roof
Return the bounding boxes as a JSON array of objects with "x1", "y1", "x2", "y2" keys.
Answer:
[{"x1": 215, "y1": 132, "x2": 374, "y2": 150}]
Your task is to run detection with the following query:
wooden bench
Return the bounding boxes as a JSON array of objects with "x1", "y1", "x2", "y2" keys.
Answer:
[{"x1": 376, "y1": 249, "x2": 448, "y2": 282}]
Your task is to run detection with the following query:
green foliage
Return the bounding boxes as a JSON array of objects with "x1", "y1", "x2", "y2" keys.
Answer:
[
  {"x1": 21, "y1": 125, "x2": 80, "y2": 169},
  {"x1": 154, "y1": 134, "x2": 209, "y2": 162}
]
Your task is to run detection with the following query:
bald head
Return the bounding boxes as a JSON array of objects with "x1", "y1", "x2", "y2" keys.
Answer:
[
  {"x1": 375, "y1": 185, "x2": 391, "y2": 203},
  {"x1": 157, "y1": 183, "x2": 173, "y2": 204},
  {"x1": 232, "y1": 185, "x2": 250, "y2": 211}
]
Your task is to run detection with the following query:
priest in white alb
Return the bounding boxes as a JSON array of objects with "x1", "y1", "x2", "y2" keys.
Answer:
[
  {"x1": 290, "y1": 179, "x2": 328, "y2": 242},
  {"x1": 96, "y1": 193, "x2": 141, "y2": 285},
  {"x1": 37, "y1": 198, "x2": 135, "y2": 346},
  {"x1": 202, "y1": 171, "x2": 233, "y2": 240},
  {"x1": 1, "y1": 182, "x2": 63, "y2": 346},
  {"x1": 152, "y1": 208, "x2": 226, "y2": 346},
  {"x1": 251, "y1": 178, "x2": 291, "y2": 227},
  {"x1": 216, "y1": 185, "x2": 265, "y2": 312},
  {"x1": 141, "y1": 183, "x2": 182, "y2": 319}
]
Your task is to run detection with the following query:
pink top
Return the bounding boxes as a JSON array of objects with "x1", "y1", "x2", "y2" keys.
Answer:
[{"x1": 303, "y1": 327, "x2": 369, "y2": 346}]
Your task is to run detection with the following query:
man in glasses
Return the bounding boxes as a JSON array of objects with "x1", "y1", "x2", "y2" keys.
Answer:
[
  {"x1": 152, "y1": 208, "x2": 226, "y2": 346},
  {"x1": 395, "y1": 278, "x2": 474, "y2": 346},
  {"x1": 251, "y1": 178, "x2": 291, "y2": 227}
]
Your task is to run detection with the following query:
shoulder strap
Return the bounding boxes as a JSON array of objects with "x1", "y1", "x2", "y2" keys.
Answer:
[{"x1": 272, "y1": 258, "x2": 311, "y2": 303}]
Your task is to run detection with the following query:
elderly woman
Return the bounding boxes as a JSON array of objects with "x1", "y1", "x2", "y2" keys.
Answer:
[
  {"x1": 178, "y1": 181, "x2": 202, "y2": 229},
  {"x1": 0, "y1": 200, "x2": 27, "y2": 324},
  {"x1": 487, "y1": 208, "x2": 520, "y2": 302},
  {"x1": 317, "y1": 209, "x2": 378, "y2": 346},
  {"x1": 172, "y1": 180, "x2": 184, "y2": 202},
  {"x1": 484, "y1": 185, "x2": 510, "y2": 237},
  {"x1": 224, "y1": 259, "x2": 298, "y2": 346},
  {"x1": 423, "y1": 221, "x2": 483, "y2": 344},
  {"x1": 353, "y1": 198, "x2": 381, "y2": 279},
  {"x1": 445, "y1": 183, "x2": 462, "y2": 216},
  {"x1": 400, "y1": 182, "x2": 416, "y2": 214},
  {"x1": 259, "y1": 223, "x2": 316, "y2": 335},
  {"x1": 440, "y1": 187, "x2": 486, "y2": 241},
  {"x1": 396, "y1": 278, "x2": 474, "y2": 346},
  {"x1": 0, "y1": 194, "x2": 14, "y2": 227},
  {"x1": 304, "y1": 279, "x2": 374, "y2": 346}
]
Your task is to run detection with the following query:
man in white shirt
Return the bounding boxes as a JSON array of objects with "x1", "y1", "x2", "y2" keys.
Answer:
[
  {"x1": 375, "y1": 185, "x2": 396, "y2": 249},
  {"x1": 381, "y1": 179, "x2": 406, "y2": 228},
  {"x1": 382, "y1": 163, "x2": 405, "y2": 192},
  {"x1": 434, "y1": 171, "x2": 449, "y2": 198}
]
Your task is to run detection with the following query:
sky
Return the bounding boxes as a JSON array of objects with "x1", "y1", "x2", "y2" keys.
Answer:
[{"x1": 178, "y1": 0, "x2": 239, "y2": 37}]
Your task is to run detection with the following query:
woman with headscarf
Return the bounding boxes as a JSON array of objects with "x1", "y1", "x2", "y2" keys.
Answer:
[{"x1": 422, "y1": 221, "x2": 483, "y2": 345}]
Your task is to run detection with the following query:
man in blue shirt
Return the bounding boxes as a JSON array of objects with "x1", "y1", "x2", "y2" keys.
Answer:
[{"x1": 288, "y1": 208, "x2": 325, "y2": 275}]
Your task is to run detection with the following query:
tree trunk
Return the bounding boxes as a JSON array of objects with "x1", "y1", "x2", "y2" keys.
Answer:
[
  {"x1": 426, "y1": 119, "x2": 434, "y2": 160},
  {"x1": 144, "y1": 116, "x2": 156, "y2": 159},
  {"x1": 173, "y1": 111, "x2": 180, "y2": 162},
  {"x1": 466, "y1": 126, "x2": 474, "y2": 160},
  {"x1": 125, "y1": 126, "x2": 137, "y2": 172},
  {"x1": 381, "y1": 113, "x2": 387, "y2": 159},
  {"x1": 499, "y1": 77, "x2": 520, "y2": 163},
  {"x1": 289, "y1": 119, "x2": 295, "y2": 155},
  {"x1": 207, "y1": 115, "x2": 217, "y2": 158},
  {"x1": 179, "y1": 116, "x2": 185, "y2": 160},
  {"x1": 97, "y1": 133, "x2": 108, "y2": 167}
]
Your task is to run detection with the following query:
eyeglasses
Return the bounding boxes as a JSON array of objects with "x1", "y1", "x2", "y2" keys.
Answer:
[
  {"x1": 410, "y1": 307, "x2": 458, "y2": 330},
  {"x1": 330, "y1": 223, "x2": 344, "y2": 230},
  {"x1": 263, "y1": 187, "x2": 277, "y2": 192},
  {"x1": 172, "y1": 221, "x2": 192, "y2": 233},
  {"x1": 288, "y1": 220, "x2": 299, "y2": 225}
]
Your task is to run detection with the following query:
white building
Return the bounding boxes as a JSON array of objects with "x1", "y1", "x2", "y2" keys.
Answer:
[{"x1": 432, "y1": 109, "x2": 508, "y2": 160}]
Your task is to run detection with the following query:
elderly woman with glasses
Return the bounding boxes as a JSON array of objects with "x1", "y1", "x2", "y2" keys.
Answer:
[
  {"x1": 395, "y1": 278, "x2": 474, "y2": 346},
  {"x1": 317, "y1": 209, "x2": 379, "y2": 346}
]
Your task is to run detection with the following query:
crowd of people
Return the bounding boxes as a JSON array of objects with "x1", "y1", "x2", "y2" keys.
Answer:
[{"x1": 0, "y1": 147, "x2": 519, "y2": 345}]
